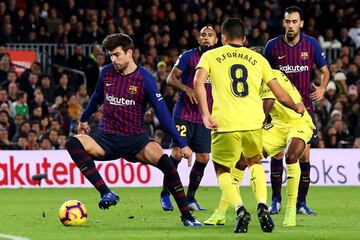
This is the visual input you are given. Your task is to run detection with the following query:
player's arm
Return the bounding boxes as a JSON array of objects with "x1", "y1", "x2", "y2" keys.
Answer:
[
  {"x1": 167, "y1": 55, "x2": 197, "y2": 104},
  {"x1": 194, "y1": 67, "x2": 217, "y2": 130},
  {"x1": 260, "y1": 84, "x2": 275, "y2": 125},
  {"x1": 145, "y1": 75, "x2": 193, "y2": 165},
  {"x1": 79, "y1": 71, "x2": 105, "y2": 134},
  {"x1": 266, "y1": 79, "x2": 304, "y2": 116},
  {"x1": 263, "y1": 98, "x2": 275, "y2": 118},
  {"x1": 310, "y1": 39, "x2": 330, "y2": 101}
]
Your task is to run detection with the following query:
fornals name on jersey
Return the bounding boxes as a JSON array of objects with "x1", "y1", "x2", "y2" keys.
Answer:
[
  {"x1": 106, "y1": 93, "x2": 135, "y2": 106},
  {"x1": 279, "y1": 65, "x2": 309, "y2": 73}
]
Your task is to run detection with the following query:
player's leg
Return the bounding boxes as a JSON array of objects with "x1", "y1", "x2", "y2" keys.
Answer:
[
  {"x1": 211, "y1": 131, "x2": 250, "y2": 233},
  {"x1": 297, "y1": 144, "x2": 316, "y2": 215},
  {"x1": 160, "y1": 147, "x2": 181, "y2": 211},
  {"x1": 282, "y1": 137, "x2": 303, "y2": 227},
  {"x1": 262, "y1": 124, "x2": 287, "y2": 215},
  {"x1": 244, "y1": 130, "x2": 274, "y2": 233},
  {"x1": 204, "y1": 156, "x2": 246, "y2": 226},
  {"x1": 136, "y1": 141, "x2": 201, "y2": 226},
  {"x1": 269, "y1": 151, "x2": 284, "y2": 214},
  {"x1": 296, "y1": 114, "x2": 318, "y2": 215},
  {"x1": 187, "y1": 152, "x2": 209, "y2": 211},
  {"x1": 186, "y1": 122, "x2": 211, "y2": 210},
  {"x1": 160, "y1": 119, "x2": 188, "y2": 211},
  {"x1": 65, "y1": 134, "x2": 119, "y2": 209}
]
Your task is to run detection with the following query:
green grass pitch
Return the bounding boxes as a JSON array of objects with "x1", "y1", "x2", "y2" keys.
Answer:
[{"x1": 1, "y1": 187, "x2": 360, "y2": 240}]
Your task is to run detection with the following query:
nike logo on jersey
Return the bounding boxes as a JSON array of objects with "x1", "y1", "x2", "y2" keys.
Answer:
[
  {"x1": 105, "y1": 83, "x2": 114, "y2": 87},
  {"x1": 278, "y1": 55, "x2": 287, "y2": 60}
]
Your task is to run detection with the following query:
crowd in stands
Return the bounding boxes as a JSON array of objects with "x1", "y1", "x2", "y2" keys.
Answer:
[{"x1": 0, "y1": 0, "x2": 359, "y2": 150}]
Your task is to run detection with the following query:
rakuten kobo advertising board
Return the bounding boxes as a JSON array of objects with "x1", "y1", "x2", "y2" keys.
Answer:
[{"x1": 0, "y1": 149, "x2": 359, "y2": 188}]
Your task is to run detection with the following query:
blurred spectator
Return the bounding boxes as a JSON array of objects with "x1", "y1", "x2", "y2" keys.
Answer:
[
  {"x1": 76, "y1": 84, "x2": 89, "y2": 107},
  {"x1": 333, "y1": 72, "x2": 347, "y2": 94},
  {"x1": 20, "y1": 72, "x2": 40, "y2": 102},
  {"x1": 27, "y1": 130, "x2": 39, "y2": 150},
  {"x1": 39, "y1": 136, "x2": 52, "y2": 150},
  {"x1": 67, "y1": 93, "x2": 82, "y2": 122},
  {"x1": 12, "y1": 120, "x2": 30, "y2": 142},
  {"x1": 0, "y1": 125, "x2": 10, "y2": 149},
  {"x1": 319, "y1": 28, "x2": 341, "y2": 49},
  {"x1": 11, "y1": 91, "x2": 29, "y2": 119},
  {"x1": 144, "y1": 109, "x2": 155, "y2": 137},
  {"x1": 348, "y1": 18, "x2": 360, "y2": 48},
  {"x1": 40, "y1": 75, "x2": 55, "y2": 104},
  {"x1": 54, "y1": 72, "x2": 74, "y2": 98},
  {"x1": 52, "y1": 44, "x2": 68, "y2": 82}
]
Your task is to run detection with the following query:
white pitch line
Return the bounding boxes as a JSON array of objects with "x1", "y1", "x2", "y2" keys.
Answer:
[{"x1": 0, "y1": 233, "x2": 30, "y2": 240}]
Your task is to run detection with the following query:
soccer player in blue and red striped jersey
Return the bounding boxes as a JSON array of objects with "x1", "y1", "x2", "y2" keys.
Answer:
[
  {"x1": 160, "y1": 26, "x2": 218, "y2": 212},
  {"x1": 65, "y1": 33, "x2": 201, "y2": 227},
  {"x1": 264, "y1": 6, "x2": 330, "y2": 215}
]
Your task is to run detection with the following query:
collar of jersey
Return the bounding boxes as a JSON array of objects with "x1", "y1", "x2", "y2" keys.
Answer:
[{"x1": 228, "y1": 43, "x2": 243, "y2": 48}]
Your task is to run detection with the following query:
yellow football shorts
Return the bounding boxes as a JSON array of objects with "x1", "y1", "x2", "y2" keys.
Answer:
[
  {"x1": 211, "y1": 129, "x2": 263, "y2": 168},
  {"x1": 262, "y1": 121, "x2": 314, "y2": 157}
]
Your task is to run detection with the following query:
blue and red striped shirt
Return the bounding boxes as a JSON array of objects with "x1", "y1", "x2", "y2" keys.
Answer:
[
  {"x1": 173, "y1": 48, "x2": 213, "y2": 124},
  {"x1": 80, "y1": 64, "x2": 186, "y2": 148},
  {"x1": 264, "y1": 33, "x2": 327, "y2": 112}
]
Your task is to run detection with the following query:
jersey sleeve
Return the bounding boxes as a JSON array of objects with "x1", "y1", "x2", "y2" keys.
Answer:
[
  {"x1": 80, "y1": 68, "x2": 105, "y2": 122},
  {"x1": 312, "y1": 38, "x2": 327, "y2": 68},
  {"x1": 174, "y1": 51, "x2": 190, "y2": 72},
  {"x1": 196, "y1": 53, "x2": 210, "y2": 73},
  {"x1": 143, "y1": 73, "x2": 187, "y2": 148}
]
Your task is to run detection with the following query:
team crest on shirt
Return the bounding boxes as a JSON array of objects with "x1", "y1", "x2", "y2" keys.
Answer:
[
  {"x1": 301, "y1": 52, "x2": 309, "y2": 60},
  {"x1": 129, "y1": 85, "x2": 138, "y2": 94}
]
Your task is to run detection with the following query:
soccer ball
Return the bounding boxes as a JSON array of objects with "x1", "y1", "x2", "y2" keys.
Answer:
[{"x1": 59, "y1": 200, "x2": 88, "y2": 226}]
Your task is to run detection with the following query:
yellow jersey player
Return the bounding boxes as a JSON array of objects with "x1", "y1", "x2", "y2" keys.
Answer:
[
  {"x1": 262, "y1": 69, "x2": 315, "y2": 226},
  {"x1": 194, "y1": 18, "x2": 304, "y2": 233},
  {"x1": 204, "y1": 69, "x2": 314, "y2": 228}
]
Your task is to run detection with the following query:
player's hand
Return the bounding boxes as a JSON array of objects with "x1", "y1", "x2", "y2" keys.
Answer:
[
  {"x1": 184, "y1": 87, "x2": 198, "y2": 104},
  {"x1": 310, "y1": 83, "x2": 325, "y2": 101},
  {"x1": 78, "y1": 122, "x2": 90, "y2": 134},
  {"x1": 180, "y1": 146, "x2": 193, "y2": 167},
  {"x1": 295, "y1": 102, "x2": 305, "y2": 117},
  {"x1": 203, "y1": 115, "x2": 218, "y2": 130}
]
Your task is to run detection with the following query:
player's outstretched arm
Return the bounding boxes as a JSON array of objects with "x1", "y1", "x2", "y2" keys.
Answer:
[
  {"x1": 194, "y1": 68, "x2": 218, "y2": 130},
  {"x1": 267, "y1": 78, "x2": 305, "y2": 116}
]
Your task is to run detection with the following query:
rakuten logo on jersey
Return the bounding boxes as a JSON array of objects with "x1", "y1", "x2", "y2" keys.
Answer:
[
  {"x1": 279, "y1": 65, "x2": 309, "y2": 73},
  {"x1": 106, "y1": 93, "x2": 135, "y2": 106}
]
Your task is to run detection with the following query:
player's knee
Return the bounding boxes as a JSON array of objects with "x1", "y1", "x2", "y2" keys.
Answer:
[
  {"x1": 195, "y1": 153, "x2": 210, "y2": 163},
  {"x1": 285, "y1": 152, "x2": 298, "y2": 165},
  {"x1": 65, "y1": 136, "x2": 82, "y2": 150}
]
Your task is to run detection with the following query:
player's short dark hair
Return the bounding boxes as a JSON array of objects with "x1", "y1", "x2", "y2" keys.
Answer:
[
  {"x1": 102, "y1": 33, "x2": 134, "y2": 52},
  {"x1": 285, "y1": 6, "x2": 303, "y2": 20},
  {"x1": 221, "y1": 18, "x2": 245, "y2": 40}
]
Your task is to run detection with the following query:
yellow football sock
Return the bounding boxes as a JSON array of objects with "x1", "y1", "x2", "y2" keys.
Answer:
[
  {"x1": 218, "y1": 172, "x2": 243, "y2": 210},
  {"x1": 286, "y1": 162, "x2": 301, "y2": 209},
  {"x1": 217, "y1": 168, "x2": 245, "y2": 212},
  {"x1": 249, "y1": 164, "x2": 267, "y2": 204}
]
